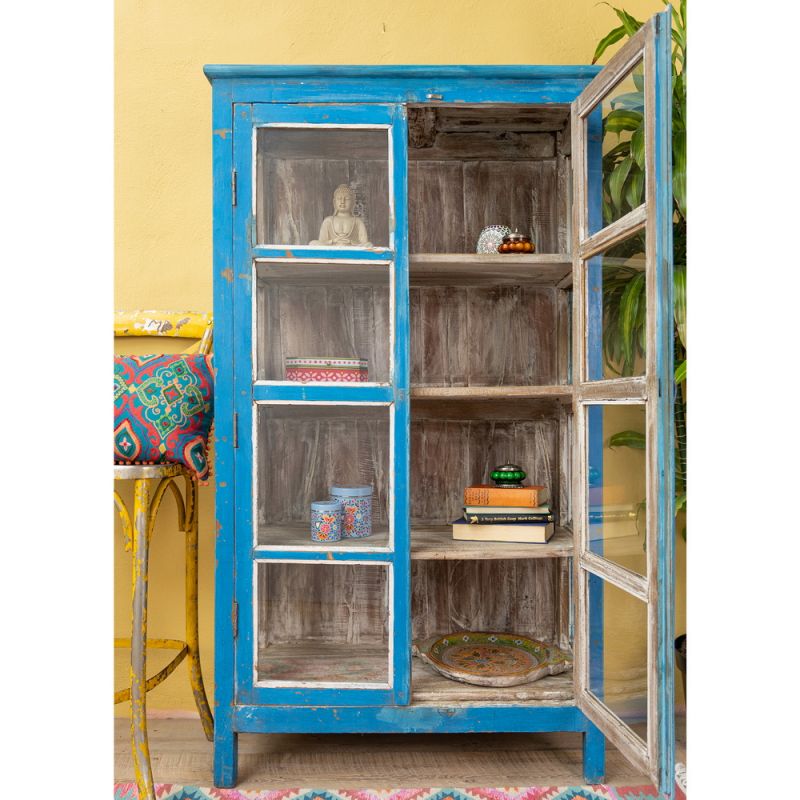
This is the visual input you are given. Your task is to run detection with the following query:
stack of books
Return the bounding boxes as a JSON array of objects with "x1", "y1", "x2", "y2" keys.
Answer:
[{"x1": 452, "y1": 483, "x2": 555, "y2": 543}]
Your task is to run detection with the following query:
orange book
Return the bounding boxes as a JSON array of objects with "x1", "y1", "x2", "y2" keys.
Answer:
[{"x1": 463, "y1": 484, "x2": 550, "y2": 508}]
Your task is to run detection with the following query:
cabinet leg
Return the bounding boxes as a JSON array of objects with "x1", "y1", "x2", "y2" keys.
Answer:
[
  {"x1": 214, "y1": 727, "x2": 238, "y2": 788},
  {"x1": 583, "y1": 722, "x2": 606, "y2": 784}
]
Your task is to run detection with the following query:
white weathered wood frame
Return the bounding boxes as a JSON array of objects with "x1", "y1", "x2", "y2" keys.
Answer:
[{"x1": 571, "y1": 16, "x2": 662, "y2": 783}]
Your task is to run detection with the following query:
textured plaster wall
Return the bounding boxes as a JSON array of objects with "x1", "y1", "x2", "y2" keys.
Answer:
[{"x1": 114, "y1": 0, "x2": 684, "y2": 715}]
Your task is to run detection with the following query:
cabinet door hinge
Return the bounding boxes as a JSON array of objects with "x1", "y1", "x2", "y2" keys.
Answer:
[
  {"x1": 233, "y1": 412, "x2": 239, "y2": 448},
  {"x1": 232, "y1": 600, "x2": 239, "y2": 638},
  {"x1": 231, "y1": 170, "x2": 238, "y2": 206}
]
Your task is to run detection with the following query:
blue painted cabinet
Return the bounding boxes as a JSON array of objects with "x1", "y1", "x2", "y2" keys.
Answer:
[{"x1": 206, "y1": 9, "x2": 674, "y2": 795}]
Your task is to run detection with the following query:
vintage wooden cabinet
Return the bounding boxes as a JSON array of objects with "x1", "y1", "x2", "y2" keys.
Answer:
[{"x1": 206, "y1": 9, "x2": 675, "y2": 796}]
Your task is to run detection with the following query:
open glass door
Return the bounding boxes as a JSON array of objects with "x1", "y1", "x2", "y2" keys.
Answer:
[{"x1": 571, "y1": 9, "x2": 674, "y2": 794}]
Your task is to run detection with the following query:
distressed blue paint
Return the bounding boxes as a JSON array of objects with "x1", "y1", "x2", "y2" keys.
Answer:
[
  {"x1": 231, "y1": 103, "x2": 258, "y2": 722},
  {"x1": 232, "y1": 703, "x2": 586, "y2": 734},
  {"x1": 252, "y1": 101, "x2": 396, "y2": 126},
  {"x1": 252, "y1": 547, "x2": 394, "y2": 563},
  {"x1": 239, "y1": 684, "x2": 396, "y2": 708},
  {"x1": 390, "y1": 103, "x2": 412, "y2": 706},
  {"x1": 253, "y1": 246, "x2": 392, "y2": 261},
  {"x1": 582, "y1": 721, "x2": 606, "y2": 784},
  {"x1": 226, "y1": 79, "x2": 593, "y2": 107},
  {"x1": 653, "y1": 8, "x2": 676, "y2": 797},
  {"x1": 252, "y1": 384, "x2": 394, "y2": 404},
  {"x1": 210, "y1": 79, "x2": 239, "y2": 790},
  {"x1": 205, "y1": 65, "x2": 603, "y2": 81}
]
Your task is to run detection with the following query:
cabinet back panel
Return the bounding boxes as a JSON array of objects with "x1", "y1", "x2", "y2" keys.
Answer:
[
  {"x1": 256, "y1": 281, "x2": 391, "y2": 382},
  {"x1": 258, "y1": 562, "x2": 390, "y2": 647},
  {"x1": 256, "y1": 406, "x2": 390, "y2": 526},
  {"x1": 410, "y1": 285, "x2": 559, "y2": 386},
  {"x1": 256, "y1": 157, "x2": 390, "y2": 248},
  {"x1": 412, "y1": 558, "x2": 559, "y2": 643},
  {"x1": 410, "y1": 416, "x2": 561, "y2": 526}
]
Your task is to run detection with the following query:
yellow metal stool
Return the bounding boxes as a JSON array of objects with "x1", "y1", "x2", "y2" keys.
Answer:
[{"x1": 114, "y1": 311, "x2": 214, "y2": 800}]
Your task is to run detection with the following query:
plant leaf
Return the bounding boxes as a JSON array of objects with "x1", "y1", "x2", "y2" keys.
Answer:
[
  {"x1": 613, "y1": 7, "x2": 643, "y2": 36},
  {"x1": 608, "y1": 430, "x2": 646, "y2": 449},
  {"x1": 673, "y1": 265, "x2": 686, "y2": 347},
  {"x1": 592, "y1": 24, "x2": 626, "y2": 64},
  {"x1": 619, "y1": 270, "x2": 646, "y2": 368},
  {"x1": 604, "y1": 108, "x2": 643, "y2": 133},
  {"x1": 674, "y1": 358, "x2": 686, "y2": 384},
  {"x1": 625, "y1": 167, "x2": 644, "y2": 209},
  {"x1": 610, "y1": 91, "x2": 645, "y2": 112},
  {"x1": 630, "y1": 124, "x2": 645, "y2": 170},
  {"x1": 609, "y1": 157, "x2": 633, "y2": 213}
]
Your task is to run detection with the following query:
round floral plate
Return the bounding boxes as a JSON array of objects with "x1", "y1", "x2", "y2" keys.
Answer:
[{"x1": 413, "y1": 631, "x2": 573, "y2": 687}]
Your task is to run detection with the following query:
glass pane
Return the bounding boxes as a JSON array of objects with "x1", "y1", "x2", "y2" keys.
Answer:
[
  {"x1": 585, "y1": 229, "x2": 646, "y2": 381},
  {"x1": 586, "y1": 59, "x2": 646, "y2": 236},
  {"x1": 588, "y1": 573, "x2": 648, "y2": 744},
  {"x1": 255, "y1": 260, "x2": 391, "y2": 383},
  {"x1": 255, "y1": 404, "x2": 391, "y2": 549},
  {"x1": 586, "y1": 403, "x2": 647, "y2": 577},
  {"x1": 256, "y1": 127, "x2": 390, "y2": 248},
  {"x1": 257, "y1": 562, "x2": 390, "y2": 685}
]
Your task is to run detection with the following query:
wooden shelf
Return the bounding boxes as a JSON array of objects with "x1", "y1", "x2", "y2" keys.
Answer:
[
  {"x1": 412, "y1": 659, "x2": 574, "y2": 705},
  {"x1": 411, "y1": 525, "x2": 573, "y2": 560},
  {"x1": 257, "y1": 522, "x2": 390, "y2": 551},
  {"x1": 411, "y1": 385, "x2": 572, "y2": 401},
  {"x1": 257, "y1": 642, "x2": 389, "y2": 684},
  {"x1": 410, "y1": 253, "x2": 572, "y2": 287}
]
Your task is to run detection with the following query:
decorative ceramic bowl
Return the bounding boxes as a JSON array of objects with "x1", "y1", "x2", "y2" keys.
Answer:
[
  {"x1": 413, "y1": 631, "x2": 572, "y2": 687},
  {"x1": 285, "y1": 357, "x2": 368, "y2": 383},
  {"x1": 476, "y1": 225, "x2": 512, "y2": 255}
]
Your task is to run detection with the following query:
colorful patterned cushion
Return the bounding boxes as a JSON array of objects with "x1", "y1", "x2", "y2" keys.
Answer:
[{"x1": 114, "y1": 354, "x2": 214, "y2": 481}]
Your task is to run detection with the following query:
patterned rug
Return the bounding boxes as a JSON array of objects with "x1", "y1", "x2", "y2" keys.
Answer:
[{"x1": 113, "y1": 786, "x2": 684, "y2": 800}]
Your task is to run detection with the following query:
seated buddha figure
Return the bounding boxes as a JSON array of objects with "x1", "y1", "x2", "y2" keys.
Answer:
[{"x1": 310, "y1": 184, "x2": 372, "y2": 247}]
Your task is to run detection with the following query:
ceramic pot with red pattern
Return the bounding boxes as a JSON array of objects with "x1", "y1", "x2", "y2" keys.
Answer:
[{"x1": 285, "y1": 357, "x2": 368, "y2": 383}]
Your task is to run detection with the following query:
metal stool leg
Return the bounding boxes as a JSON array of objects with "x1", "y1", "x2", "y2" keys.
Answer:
[
  {"x1": 184, "y1": 474, "x2": 214, "y2": 741},
  {"x1": 131, "y1": 478, "x2": 155, "y2": 800}
]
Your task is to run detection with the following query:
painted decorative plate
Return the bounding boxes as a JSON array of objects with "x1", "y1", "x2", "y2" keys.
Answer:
[{"x1": 413, "y1": 632, "x2": 573, "y2": 687}]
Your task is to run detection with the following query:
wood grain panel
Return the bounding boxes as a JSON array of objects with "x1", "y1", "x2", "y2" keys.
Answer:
[
  {"x1": 410, "y1": 286, "x2": 559, "y2": 387},
  {"x1": 258, "y1": 564, "x2": 390, "y2": 650},
  {"x1": 408, "y1": 161, "x2": 465, "y2": 253},
  {"x1": 412, "y1": 559, "x2": 559, "y2": 643},
  {"x1": 257, "y1": 157, "x2": 390, "y2": 247},
  {"x1": 256, "y1": 281, "x2": 391, "y2": 382},
  {"x1": 257, "y1": 406, "x2": 390, "y2": 526}
]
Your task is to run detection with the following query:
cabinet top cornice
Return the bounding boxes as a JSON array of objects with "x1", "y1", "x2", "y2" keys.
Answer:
[{"x1": 203, "y1": 65, "x2": 602, "y2": 83}]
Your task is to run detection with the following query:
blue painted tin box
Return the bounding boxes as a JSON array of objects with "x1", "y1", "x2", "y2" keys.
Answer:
[{"x1": 329, "y1": 484, "x2": 373, "y2": 538}]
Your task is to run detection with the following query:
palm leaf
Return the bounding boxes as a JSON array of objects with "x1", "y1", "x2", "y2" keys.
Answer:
[
  {"x1": 673, "y1": 265, "x2": 686, "y2": 347},
  {"x1": 630, "y1": 124, "x2": 645, "y2": 170},
  {"x1": 604, "y1": 108, "x2": 643, "y2": 133},
  {"x1": 609, "y1": 157, "x2": 633, "y2": 213},
  {"x1": 608, "y1": 430, "x2": 646, "y2": 449},
  {"x1": 625, "y1": 167, "x2": 644, "y2": 209},
  {"x1": 674, "y1": 358, "x2": 686, "y2": 384},
  {"x1": 612, "y1": 6, "x2": 643, "y2": 35},
  {"x1": 619, "y1": 270, "x2": 646, "y2": 369},
  {"x1": 592, "y1": 24, "x2": 626, "y2": 63},
  {"x1": 610, "y1": 91, "x2": 645, "y2": 112}
]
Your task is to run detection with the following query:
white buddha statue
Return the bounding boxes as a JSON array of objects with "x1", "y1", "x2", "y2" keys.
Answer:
[{"x1": 310, "y1": 184, "x2": 372, "y2": 247}]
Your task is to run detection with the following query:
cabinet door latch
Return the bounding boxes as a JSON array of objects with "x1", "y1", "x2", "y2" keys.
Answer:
[
  {"x1": 233, "y1": 412, "x2": 239, "y2": 449},
  {"x1": 232, "y1": 600, "x2": 239, "y2": 638},
  {"x1": 231, "y1": 170, "x2": 238, "y2": 207}
]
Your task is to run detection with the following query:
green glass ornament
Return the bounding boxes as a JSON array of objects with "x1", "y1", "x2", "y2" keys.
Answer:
[{"x1": 490, "y1": 464, "x2": 527, "y2": 487}]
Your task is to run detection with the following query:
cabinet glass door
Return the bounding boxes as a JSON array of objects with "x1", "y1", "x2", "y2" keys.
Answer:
[
  {"x1": 571, "y1": 10, "x2": 674, "y2": 793},
  {"x1": 231, "y1": 102, "x2": 410, "y2": 706}
]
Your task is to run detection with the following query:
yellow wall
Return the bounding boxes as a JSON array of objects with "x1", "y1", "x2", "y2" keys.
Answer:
[{"x1": 115, "y1": 0, "x2": 684, "y2": 715}]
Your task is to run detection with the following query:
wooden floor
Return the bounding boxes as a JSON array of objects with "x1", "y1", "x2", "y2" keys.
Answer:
[{"x1": 115, "y1": 717, "x2": 657, "y2": 788}]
